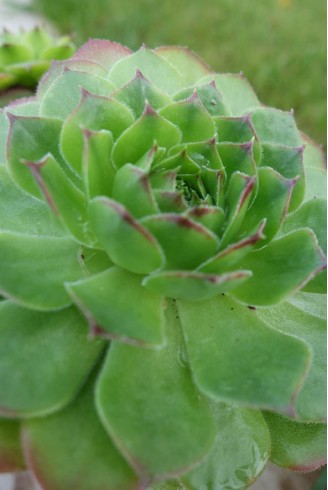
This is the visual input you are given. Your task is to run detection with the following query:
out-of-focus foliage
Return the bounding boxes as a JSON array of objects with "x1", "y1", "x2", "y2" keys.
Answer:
[{"x1": 11, "y1": 0, "x2": 327, "y2": 144}]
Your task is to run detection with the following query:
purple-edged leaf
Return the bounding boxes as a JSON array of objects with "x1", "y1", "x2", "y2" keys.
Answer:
[
  {"x1": 40, "y1": 69, "x2": 115, "y2": 118},
  {"x1": 199, "y1": 221, "x2": 266, "y2": 274},
  {"x1": 302, "y1": 132, "x2": 326, "y2": 170},
  {"x1": 0, "y1": 301, "x2": 104, "y2": 417},
  {"x1": 112, "y1": 163, "x2": 159, "y2": 218},
  {"x1": 183, "y1": 403, "x2": 270, "y2": 490},
  {"x1": 112, "y1": 103, "x2": 181, "y2": 168},
  {"x1": 96, "y1": 300, "x2": 216, "y2": 482},
  {"x1": 107, "y1": 46, "x2": 184, "y2": 95},
  {"x1": 23, "y1": 372, "x2": 138, "y2": 490},
  {"x1": 217, "y1": 141, "x2": 257, "y2": 180},
  {"x1": 174, "y1": 82, "x2": 228, "y2": 117},
  {"x1": 250, "y1": 107, "x2": 302, "y2": 147},
  {"x1": 25, "y1": 154, "x2": 90, "y2": 245},
  {"x1": 154, "y1": 190, "x2": 188, "y2": 213},
  {"x1": 177, "y1": 295, "x2": 311, "y2": 412},
  {"x1": 199, "y1": 73, "x2": 261, "y2": 115},
  {"x1": 260, "y1": 143, "x2": 305, "y2": 211},
  {"x1": 263, "y1": 412, "x2": 326, "y2": 472},
  {"x1": 66, "y1": 266, "x2": 165, "y2": 347},
  {"x1": 89, "y1": 197, "x2": 164, "y2": 274},
  {"x1": 159, "y1": 92, "x2": 215, "y2": 142},
  {"x1": 0, "y1": 232, "x2": 83, "y2": 310},
  {"x1": 61, "y1": 90, "x2": 134, "y2": 172},
  {"x1": 257, "y1": 295, "x2": 326, "y2": 421},
  {"x1": 82, "y1": 129, "x2": 116, "y2": 199},
  {"x1": 73, "y1": 39, "x2": 132, "y2": 69},
  {"x1": 0, "y1": 418, "x2": 24, "y2": 472},
  {"x1": 231, "y1": 229, "x2": 326, "y2": 305},
  {"x1": 220, "y1": 172, "x2": 256, "y2": 248},
  {"x1": 155, "y1": 46, "x2": 212, "y2": 85},
  {"x1": 141, "y1": 213, "x2": 218, "y2": 270},
  {"x1": 113, "y1": 70, "x2": 171, "y2": 118},
  {"x1": 239, "y1": 167, "x2": 296, "y2": 245},
  {"x1": 185, "y1": 206, "x2": 225, "y2": 234},
  {"x1": 6, "y1": 114, "x2": 75, "y2": 197},
  {"x1": 0, "y1": 165, "x2": 64, "y2": 237},
  {"x1": 143, "y1": 270, "x2": 251, "y2": 301}
]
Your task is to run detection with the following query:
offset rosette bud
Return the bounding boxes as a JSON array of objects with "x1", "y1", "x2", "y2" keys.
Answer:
[
  {"x1": 0, "y1": 39, "x2": 326, "y2": 490},
  {"x1": 0, "y1": 27, "x2": 75, "y2": 105}
]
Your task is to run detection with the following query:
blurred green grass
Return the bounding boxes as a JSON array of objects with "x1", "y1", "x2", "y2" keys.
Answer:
[{"x1": 14, "y1": 0, "x2": 327, "y2": 143}]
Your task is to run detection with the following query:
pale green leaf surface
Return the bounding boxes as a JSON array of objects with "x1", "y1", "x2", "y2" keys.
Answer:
[
  {"x1": 177, "y1": 295, "x2": 311, "y2": 412},
  {"x1": 96, "y1": 300, "x2": 216, "y2": 481},
  {"x1": 0, "y1": 301, "x2": 104, "y2": 417}
]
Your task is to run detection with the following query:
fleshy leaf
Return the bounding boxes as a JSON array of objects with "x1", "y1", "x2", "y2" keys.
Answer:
[
  {"x1": 112, "y1": 103, "x2": 181, "y2": 168},
  {"x1": 0, "y1": 232, "x2": 83, "y2": 310},
  {"x1": 250, "y1": 107, "x2": 302, "y2": 146},
  {"x1": 177, "y1": 294, "x2": 311, "y2": 413},
  {"x1": 217, "y1": 141, "x2": 257, "y2": 180},
  {"x1": 143, "y1": 270, "x2": 251, "y2": 301},
  {"x1": 155, "y1": 46, "x2": 212, "y2": 85},
  {"x1": 141, "y1": 213, "x2": 219, "y2": 270},
  {"x1": 73, "y1": 39, "x2": 132, "y2": 69},
  {"x1": 96, "y1": 300, "x2": 216, "y2": 482},
  {"x1": 107, "y1": 46, "x2": 184, "y2": 95},
  {"x1": 0, "y1": 418, "x2": 24, "y2": 472},
  {"x1": 61, "y1": 90, "x2": 134, "y2": 172},
  {"x1": 23, "y1": 372, "x2": 138, "y2": 490},
  {"x1": 263, "y1": 412, "x2": 326, "y2": 472},
  {"x1": 199, "y1": 73, "x2": 261, "y2": 115},
  {"x1": 231, "y1": 229, "x2": 326, "y2": 305},
  {"x1": 66, "y1": 266, "x2": 165, "y2": 346},
  {"x1": 183, "y1": 403, "x2": 270, "y2": 490},
  {"x1": 256, "y1": 295, "x2": 327, "y2": 421},
  {"x1": 159, "y1": 93, "x2": 216, "y2": 142},
  {"x1": 185, "y1": 205, "x2": 225, "y2": 234},
  {"x1": 0, "y1": 301, "x2": 104, "y2": 417},
  {"x1": 89, "y1": 197, "x2": 164, "y2": 274}
]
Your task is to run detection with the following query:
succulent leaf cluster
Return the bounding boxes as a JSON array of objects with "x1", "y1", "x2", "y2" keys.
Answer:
[
  {"x1": 0, "y1": 27, "x2": 75, "y2": 106},
  {"x1": 0, "y1": 39, "x2": 326, "y2": 489}
]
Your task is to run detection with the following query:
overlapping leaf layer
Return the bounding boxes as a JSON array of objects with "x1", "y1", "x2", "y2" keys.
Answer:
[{"x1": 0, "y1": 39, "x2": 326, "y2": 489}]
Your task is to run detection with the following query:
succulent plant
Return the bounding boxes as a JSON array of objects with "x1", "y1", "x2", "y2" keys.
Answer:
[
  {"x1": 0, "y1": 27, "x2": 75, "y2": 106},
  {"x1": 0, "y1": 39, "x2": 326, "y2": 489}
]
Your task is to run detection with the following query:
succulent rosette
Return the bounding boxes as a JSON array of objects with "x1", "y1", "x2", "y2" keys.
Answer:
[
  {"x1": 0, "y1": 27, "x2": 75, "y2": 106},
  {"x1": 0, "y1": 40, "x2": 326, "y2": 489}
]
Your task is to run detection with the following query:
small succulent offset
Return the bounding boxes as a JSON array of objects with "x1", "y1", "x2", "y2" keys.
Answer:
[
  {"x1": 0, "y1": 39, "x2": 326, "y2": 489},
  {"x1": 0, "y1": 27, "x2": 75, "y2": 106}
]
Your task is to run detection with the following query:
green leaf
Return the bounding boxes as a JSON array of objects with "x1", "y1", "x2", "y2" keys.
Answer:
[
  {"x1": 231, "y1": 229, "x2": 326, "y2": 305},
  {"x1": 61, "y1": 90, "x2": 134, "y2": 172},
  {"x1": 66, "y1": 267, "x2": 165, "y2": 347},
  {"x1": 23, "y1": 372, "x2": 138, "y2": 490},
  {"x1": 303, "y1": 166, "x2": 327, "y2": 202},
  {"x1": 96, "y1": 300, "x2": 216, "y2": 481},
  {"x1": 199, "y1": 73, "x2": 261, "y2": 115},
  {"x1": 250, "y1": 108, "x2": 302, "y2": 147},
  {"x1": 183, "y1": 403, "x2": 270, "y2": 490},
  {"x1": 113, "y1": 69, "x2": 171, "y2": 118},
  {"x1": 263, "y1": 412, "x2": 327, "y2": 472},
  {"x1": 217, "y1": 141, "x2": 257, "y2": 180},
  {"x1": 155, "y1": 46, "x2": 212, "y2": 85},
  {"x1": 159, "y1": 93, "x2": 216, "y2": 143},
  {"x1": 112, "y1": 103, "x2": 181, "y2": 168},
  {"x1": 40, "y1": 69, "x2": 115, "y2": 118},
  {"x1": 260, "y1": 143, "x2": 305, "y2": 211},
  {"x1": 112, "y1": 163, "x2": 159, "y2": 218},
  {"x1": 0, "y1": 232, "x2": 83, "y2": 310},
  {"x1": 256, "y1": 295, "x2": 327, "y2": 421},
  {"x1": 72, "y1": 39, "x2": 132, "y2": 69},
  {"x1": 302, "y1": 133, "x2": 326, "y2": 170},
  {"x1": 0, "y1": 165, "x2": 64, "y2": 237},
  {"x1": 141, "y1": 213, "x2": 219, "y2": 270},
  {"x1": 143, "y1": 270, "x2": 251, "y2": 301},
  {"x1": 107, "y1": 46, "x2": 184, "y2": 95},
  {"x1": 0, "y1": 418, "x2": 24, "y2": 472},
  {"x1": 185, "y1": 206, "x2": 225, "y2": 234},
  {"x1": 89, "y1": 197, "x2": 164, "y2": 274},
  {"x1": 0, "y1": 43, "x2": 32, "y2": 66},
  {"x1": 239, "y1": 166, "x2": 296, "y2": 246},
  {"x1": 0, "y1": 301, "x2": 104, "y2": 417},
  {"x1": 174, "y1": 81, "x2": 228, "y2": 117},
  {"x1": 177, "y1": 295, "x2": 311, "y2": 412}
]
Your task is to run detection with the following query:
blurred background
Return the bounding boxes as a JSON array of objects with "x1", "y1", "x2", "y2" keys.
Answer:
[{"x1": 2, "y1": 0, "x2": 326, "y2": 145}]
